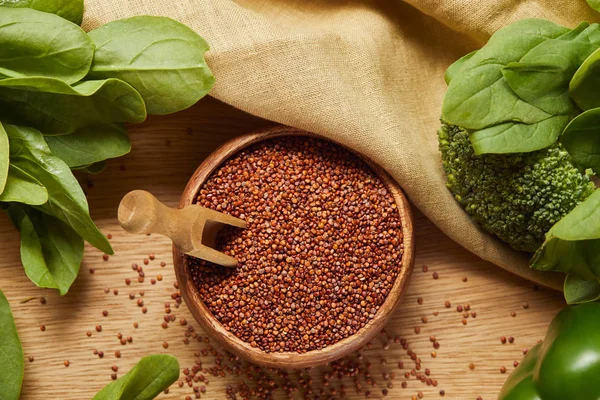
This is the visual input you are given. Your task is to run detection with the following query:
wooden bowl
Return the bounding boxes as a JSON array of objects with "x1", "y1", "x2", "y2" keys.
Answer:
[{"x1": 173, "y1": 125, "x2": 415, "y2": 369}]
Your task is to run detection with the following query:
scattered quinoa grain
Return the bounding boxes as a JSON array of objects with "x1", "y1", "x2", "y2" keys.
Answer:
[
  {"x1": 28, "y1": 356, "x2": 34, "y2": 362},
  {"x1": 102, "y1": 254, "x2": 109, "y2": 261},
  {"x1": 102, "y1": 310, "x2": 108, "y2": 317},
  {"x1": 40, "y1": 325, "x2": 45, "y2": 332},
  {"x1": 433, "y1": 272, "x2": 439, "y2": 279},
  {"x1": 64, "y1": 360, "x2": 70, "y2": 367},
  {"x1": 500, "y1": 366, "x2": 507, "y2": 374},
  {"x1": 511, "y1": 311, "x2": 517, "y2": 317}
]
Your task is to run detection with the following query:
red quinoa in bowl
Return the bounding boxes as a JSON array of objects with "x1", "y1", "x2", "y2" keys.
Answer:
[{"x1": 186, "y1": 136, "x2": 404, "y2": 353}]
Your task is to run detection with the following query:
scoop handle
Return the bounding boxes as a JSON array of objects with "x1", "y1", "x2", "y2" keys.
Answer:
[
  {"x1": 117, "y1": 190, "x2": 240, "y2": 268},
  {"x1": 118, "y1": 189, "x2": 202, "y2": 256}
]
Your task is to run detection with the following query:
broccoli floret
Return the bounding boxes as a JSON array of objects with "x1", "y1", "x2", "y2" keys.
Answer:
[{"x1": 438, "y1": 121, "x2": 596, "y2": 253}]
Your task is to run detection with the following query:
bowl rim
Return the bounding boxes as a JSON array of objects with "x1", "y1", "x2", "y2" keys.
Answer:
[{"x1": 173, "y1": 125, "x2": 415, "y2": 369}]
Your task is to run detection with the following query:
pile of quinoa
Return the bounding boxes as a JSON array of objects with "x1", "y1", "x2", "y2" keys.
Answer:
[{"x1": 187, "y1": 136, "x2": 404, "y2": 353}]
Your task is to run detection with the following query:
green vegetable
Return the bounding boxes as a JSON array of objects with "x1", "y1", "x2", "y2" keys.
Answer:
[
  {"x1": 93, "y1": 355, "x2": 180, "y2": 400},
  {"x1": 0, "y1": 8, "x2": 93, "y2": 83},
  {"x1": 0, "y1": 5, "x2": 213, "y2": 297},
  {"x1": 0, "y1": 77, "x2": 146, "y2": 135},
  {"x1": 0, "y1": 288, "x2": 24, "y2": 400},
  {"x1": 502, "y1": 22, "x2": 600, "y2": 114},
  {"x1": 438, "y1": 121, "x2": 595, "y2": 253},
  {"x1": 5, "y1": 123, "x2": 112, "y2": 254},
  {"x1": 443, "y1": 50, "x2": 476, "y2": 84},
  {"x1": 45, "y1": 124, "x2": 130, "y2": 168},
  {"x1": 0, "y1": 122, "x2": 8, "y2": 195},
  {"x1": 469, "y1": 115, "x2": 569, "y2": 155},
  {"x1": 0, "y1": 0, "x2": 84, "y2": 24},
  {"x1": 439, "y1": 17, "x2": 600, "y2": 304},
  {"x1": 0, "y1": 165, "x2": 48, "y2": 205},
  {"x1": 531, "y1": 190, "x2": 600, "y2": 279},
  {"x1": 87, "y1": 16, "x2": 215, "y2": 115},
  {"x1": 442, "y1": 19, "x2": 570, "y2": 153},
  {"x1": 499, "y1": 303, "x2": 600, "y2": 400},
  {"x1": 564, "y1": 274, "x2": 600, "y2": 304},
  {"x1": 5, "y1": 204, "x2": 83, "y2": 295},
  {"x1": 443, "y1": 20, "x2": 600, "y2": 154},
  {"x1": 561, "y1": 107, "x2": 600, "y2": 172},
  {"x1": 570, "y1": 48, "x2": 600, "y2": 110}
]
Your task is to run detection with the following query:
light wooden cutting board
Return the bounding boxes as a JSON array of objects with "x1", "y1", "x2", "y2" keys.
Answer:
[{"x1": 0, "y1": 97, "x2": 565, "y2": 400}]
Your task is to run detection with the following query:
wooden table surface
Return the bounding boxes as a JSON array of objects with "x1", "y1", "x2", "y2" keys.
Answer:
[{"x1": 0, "y1": 97, "x2": 565, "y2": 400}]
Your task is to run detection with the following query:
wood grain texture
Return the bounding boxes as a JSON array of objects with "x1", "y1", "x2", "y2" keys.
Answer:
[
  {"x1": 174, "y1": 126, "x2": 415, "y2": 369},
  {"x1": 0, "y1": 97, "x2": 566, "y2": 400}
]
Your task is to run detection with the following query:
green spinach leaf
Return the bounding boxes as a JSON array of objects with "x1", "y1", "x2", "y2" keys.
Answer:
[
  {"x1": 502, "y1": 22, "x2": 600, "y2": 115},
  {"x1": 564, "y1": 274, "x2": 600, "y2": 304},
  {"x1": 561, "y1": 107, "x2": 600, "y2": 172},
  {"x1": 93, "y1": 355, "x2": 179, "y2": 400},
  {"x1": 87, "y1": 16, "x2": 215, "y2": 115},
  {"x1": 45, "y1": 124, "x2": 130, "y2": 167},
  {"x1": 443, "y1": 19, "x2": 580, "y2": 154},
  {"x1": 571, "y1": 47, "x2": 600, "y2": 111},
  {"x1": 5, "y1": 123, "x2": 113, "y2": 254},
  {"x1": 5, "y1": 204, "x2": 83, "y2": 295},
  {"x1": 0, "y1": 7, "x2": 93, "y2": 83},
  {"x1": 444, "y1": 50, "x2": 477, "y2": 85},
  {"x1": 470, "y1": 115, "x2": 569, "y2": 155},
  {"x1": 0, "y1": 122, "x2": 8, "y2": 195},
  {"x1": 0, "y1": 288, "x2": 23, "y2": 400},
  {"x1": 531, "y1": 190, "x2": 600, "y2": 280},
  {"x1": 0, "y1": 165, "x2": 48, "y2": 205},
  {"x1": 0, "y1": 77, "x2": 146, "y2": 135},
  {"x1": 0, "y1": 0, "x2": 84, "y2": 24}
]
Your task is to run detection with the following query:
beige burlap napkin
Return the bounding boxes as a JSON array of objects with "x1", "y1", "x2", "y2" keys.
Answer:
[{"x1": 83, "y1": 0, "x2": 600, "y2": 290}]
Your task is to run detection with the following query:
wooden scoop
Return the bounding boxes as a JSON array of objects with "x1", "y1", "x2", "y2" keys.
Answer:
[{"x1": 118, "y1": 190, "x2": 247, "y2": 267}]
